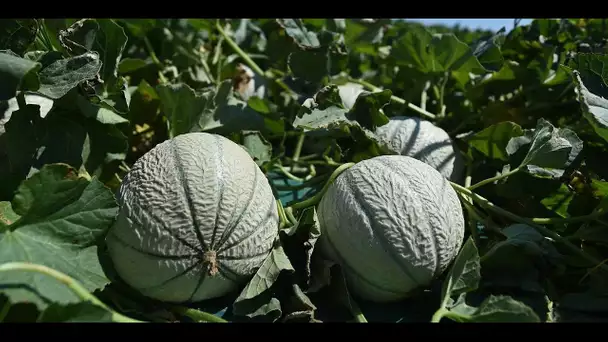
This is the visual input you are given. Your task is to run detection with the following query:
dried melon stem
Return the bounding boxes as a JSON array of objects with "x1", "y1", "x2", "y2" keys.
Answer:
[{"x1": 203, "y1": 250, "x2": 219, "y2": 276}]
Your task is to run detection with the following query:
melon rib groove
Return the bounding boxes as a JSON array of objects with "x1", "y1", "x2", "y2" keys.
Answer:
[
  {"x1": 188, "y1": 265, "x2": 209, "y2": 301},
  {"x1": 145, "y1": 209, "x2": 202, "y2": 253},
  {"x1": 210, "y1": 134, "x2": 226, "y2": 250},
  {"x1": 217, "y1": 248, "x2": 273, "y2": 261},
  {"x1": 170, "y1": 138, "x2": 209, "y2": 251},
  {"x1": 215, "y1": 262, "x2": 241, "y2": 282},
  {"x1": 213, "y1": 161, "x2": 259, "y2": 250},
  {"x1": 108, "y1": 231, "x2": 197, "y2": 260},
  {"x1": 217, "y1": 197, "x2": 276, "y2": 254}
]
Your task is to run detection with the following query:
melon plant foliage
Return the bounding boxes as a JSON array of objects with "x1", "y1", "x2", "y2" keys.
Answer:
[{"x1": 1, "y1": 18, "x2": 608, "y2": 323}]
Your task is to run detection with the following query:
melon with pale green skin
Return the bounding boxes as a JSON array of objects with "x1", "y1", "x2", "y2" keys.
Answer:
[
  {"x1": 336, "y1": 84, "x2": 464, "y2": 182},
  {"x1": 317, "y1": 155, "x2": 465, "y2": 303},
  {"x1": 106, "y1": 132, "x2": 280, "y2": 303},
  {"x1": 374, "y1": 116, "x2": 465, "y2": 182}
]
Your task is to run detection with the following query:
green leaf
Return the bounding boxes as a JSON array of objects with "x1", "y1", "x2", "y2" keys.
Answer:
[
  {"x1": 0, "y1": 19, "x2": 38, "y2": 56},
  {"x1": 481, "y1": 224, "x2": 562, "y2": 293},
  {"x1": 0, "y1": 103, "x2": 41, "y2": 200},
  {"x1": 276, "y1": 19, "x2": 320, "y2": 49},
  {"x1": 128, "y1": 80, "x2": 160, "y2": 125},
  {"x1": 187, "y1": 19, "x2": 212, "y2": 32},
  {"x1": 343, "y1": 19, "x2": 390, "y2": 55},
  {"x1": 540, "y1": 184, "x2": 574, "y2": 218},
  {"x1": 157, "y1": 80, "x2": 268, "y2": 138},
  {"x1": 465, "y1": 122, "x2": 524, "y2": 161},
  {"x1": 94, "y1": 19, "x2": 128, "y2": 87},
  {"x1": 295, "y1": 85, "x2": 389, "y2": 132},
  {"x1": 247, "y1": 96, "x2": 276, "y2": 115},
  {"x1": 288, "y1": 48, "x2": 329, "y2": 84},
  {"x1": 281, "y1": 207, "x2": 321, "y2": 288},
  {"x1": 37, "y1": 52, "x2": 102, "y2": 99},
  {"x1": 232, "y1": 240, "x2": 294, "y2": 320},
  {"x1": 38, "y1": 302, "x2": 116, "y2": 322},
  {"x1": 76, "y1": 95, "x2": 128, "y2": 125},
  {"x1": 440, "y1": 237, "x2": 481, "y2": 303},
  {"x1": 0, "y1": 164, "x2": 117, "y2": 309},
  {"x1": 95, "y1": 76, "x2": 130, "y2": 115},
  {"x1": 118, "y1": 19, "x2": 158, "y2": 38},
  {"x1": 471, "y1": 30, "x2": 504, "y2": 72},
  {"x1": 234, "y1": 241, "x2": 294, "y2": 302},
  {"x1": 287, "y1": 31, "x2": 348, "y2": 84},
  {"x1": 157, "y1": 83, "x2": 213, "y2": 137},
  {"x1": 0, "y1": 53, "x2": 41, "y2": 101},
  {"x1": 0, "y1": 202, "x2": 20, "y2": 228},
  {"x1": 572, "y1": 70, "x2": 608, "y2": 144},
  {"x1": 118, "y1": 58, "x2": 149, "y2": 74},
  {"x1": 241, "y1": 131, "x2": 272, "y2": 166},
  {"x1": 468, "y1": 295, "x2": 541, "y2": 322},
  {"x1": 506, "y1": 118, "x2": 583, "y2": 177},
  {"x1": 392, "y1": 26, "x2": 486, "y2": 75},
  {"x1": 60, "y1": 19, "x2": 127, "y2": 89},
  {"x1": 294, "y1": 104, "x2": 348, "y2": 131},
  {"x1": 348, "y1": 89, "x2": 391, "y2": 130}
]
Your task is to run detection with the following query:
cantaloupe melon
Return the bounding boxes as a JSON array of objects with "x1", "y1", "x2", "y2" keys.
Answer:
[
  {"x1": 374, "y1": 116, "x2": 465, "y2": 182},
  {"x1": 106, "y1": 132, "x2": 279, "y2": 303},
  {"x1": 317, "y1": 155, "x2": 465, "y2": 302}
]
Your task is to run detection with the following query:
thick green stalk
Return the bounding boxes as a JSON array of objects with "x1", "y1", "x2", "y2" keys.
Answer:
[
  {"x1": 275, "y1": 164, "x2": 307, "y2": 182},
  {"x1": 462, "y1": 163, "x2": 480, "y2": 243},
  {"x1": 0, "y1": 262, "x2": 142, "y2": 323},
  {"x1": 143, "y1": 36, "x2": 168, "y2": 84},
  {"x1": 284, "y1": 207, "x2": 298, "y2": 226},
  {"x1": 215, "y1": 21, "x2": 295, "y2": 95},
  {"x1": 450, "y1": 182, "x2": 608, "y2": 271},
  {"x1": 467, "y1": 167, "x2": 521, "y2": 191},
  {"x1": 292, "y1": 133, "x2": 306, "y2": 163},
  {"x1": 215, "y1": 21, "x2": 265, "y2": 76},
  {"x1": 276, "y1": 200, "x2": 289, "y2": 229},
  {"x1": 288, "y1": 163, "x2": 355, "y2": 210},
  {"x1": 171, "y1": 306, "x2": 228, "y2": 323},
  {"x1": 432, "y1": 308, "x2": 469, "y2": 323},
  {"x1": 346, "y1": 78, "x2": 437, "y2": 120}
]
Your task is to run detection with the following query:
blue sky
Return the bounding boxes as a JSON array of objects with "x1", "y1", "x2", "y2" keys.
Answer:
[{"x1": 407, "y1": 19, "x2": 534, "y2": 32}]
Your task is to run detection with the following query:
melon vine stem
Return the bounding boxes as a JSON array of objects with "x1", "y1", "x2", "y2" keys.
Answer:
[
  {"x1": 431, "y1": 308, "x2": 469, "y2": 323},
  {"x1": 0, "y1": 262, "x2": 142, "y2": 323},
  {"x1": 293, "y1": 134, "x2": 306, "y2": 161},
  {"x1": 215, "y1": 20, "x2": 294, "y2": 95},
  {"x1": 346, "y1": 78, "x2": 437, "y2": 120},
  {"x1": 288, "y1": 163, "x2": 355, "y2": 210},
  {"x1": 449, "y1": 182, "x2": 608, "y2": 272},
  {"x1": 142, "y1": 36, "x2": 168, "y2": 85},
  {"x1": 171, "y1": 306, "x2": 228, "y2": 323},
  {"x1": 467, "y1": 167, "x2": 521, "y2": 191}
]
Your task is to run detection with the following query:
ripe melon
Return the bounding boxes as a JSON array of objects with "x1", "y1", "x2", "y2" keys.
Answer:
[
  {"x1": 374, "y1": 116, "x2": 465, "y2": 182},
  {"x1": 317, "y1": 155, "x2": 465, "y2": 302},
  {"x1": 106, "y1": 132, "x2": 279, "y2": 303}
]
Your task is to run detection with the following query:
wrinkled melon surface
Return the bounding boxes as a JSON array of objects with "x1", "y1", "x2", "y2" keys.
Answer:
[
  {"x1": 318, "y1": 155, "x2": 465, "y2": 302},
  {"x1": 106, "y1": 132, "x2": 279, "y2": 303},
  {"x1": 375, "y1": 116, "x2": 465, "y2": 182}
]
